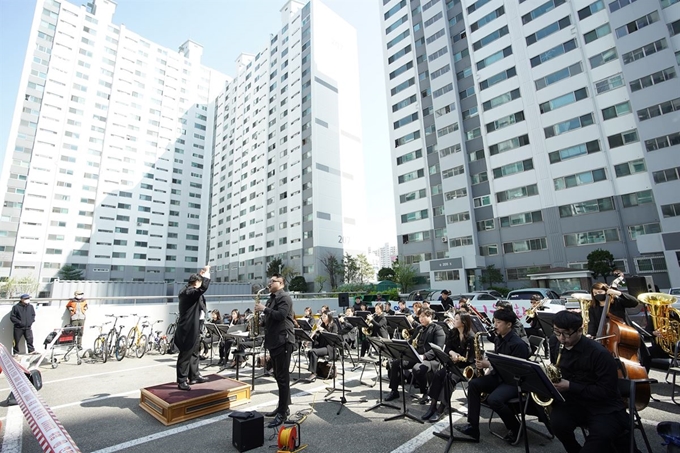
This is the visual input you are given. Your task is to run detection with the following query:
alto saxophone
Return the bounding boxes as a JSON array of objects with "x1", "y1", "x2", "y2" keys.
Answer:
[
  {"x1": 531, "y1": 342, "x2": 563, "y2": 407},
  {"x1": 251, "y1": 287, "x2": 266, "y2": 338},
  {"x1": 463, "y1": 331, "x2": 486, "y2": 380}
]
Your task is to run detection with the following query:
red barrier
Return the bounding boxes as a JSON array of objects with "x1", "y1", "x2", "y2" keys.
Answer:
[{"x1": 0, "y1": 343, "x2": 80, "y2": 453}]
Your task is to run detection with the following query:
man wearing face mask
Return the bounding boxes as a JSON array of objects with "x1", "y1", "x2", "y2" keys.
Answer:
[
  {"x1": 586, "y1": 282, "x2": 639, "y2": 338},
  {"x1": 66, "y1": 290, "x2": 88, "y2": 349}
]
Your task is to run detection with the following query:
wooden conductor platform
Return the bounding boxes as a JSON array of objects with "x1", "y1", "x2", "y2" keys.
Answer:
[{"x1": 140, "y1": 374, "x2": 250, "y2": 425}]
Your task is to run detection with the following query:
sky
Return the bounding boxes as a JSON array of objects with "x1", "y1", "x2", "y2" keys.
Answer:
[{"x1": 0, "y1": 0, "x2": 397, "y2": 249}]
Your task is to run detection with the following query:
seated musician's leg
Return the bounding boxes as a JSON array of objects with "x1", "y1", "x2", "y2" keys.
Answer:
[
  {"x1": 550, "y1": 401, "x2": 583, "y2": 453},
  {"x1": 454, "y1": 374, "x2": 498, "y2": 441},
  {"x1": 486, "y1": 382, "x2": 521, "y2": 439},
  {"x1": 422, "y1": 368, "x2": 447, "y2": 420},
  {"x1": 581, "y1": 409, "x2": 629, "y2": 453}
]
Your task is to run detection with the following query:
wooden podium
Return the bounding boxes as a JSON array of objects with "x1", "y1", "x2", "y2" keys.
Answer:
[{"x1": 140, "y1": 375, "x2": 250, "y2": 425}]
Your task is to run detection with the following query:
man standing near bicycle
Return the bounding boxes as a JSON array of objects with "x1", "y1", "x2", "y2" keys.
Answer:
[
  {"x1": 175, "y1": 265, "x2": 210, "y2": 391},
  {"x1": 66, "y1": 290, "x2": 88, "y2": 349}
]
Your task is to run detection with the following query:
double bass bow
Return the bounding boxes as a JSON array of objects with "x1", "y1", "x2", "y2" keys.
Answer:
[{"x1": 594, "y1": 280, "x2": 651, "y2": 411}]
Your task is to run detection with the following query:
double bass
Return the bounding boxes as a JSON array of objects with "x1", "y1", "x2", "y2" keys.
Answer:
[{"x1": 594, "y1": 281, "x2": 651, "y2": 411}]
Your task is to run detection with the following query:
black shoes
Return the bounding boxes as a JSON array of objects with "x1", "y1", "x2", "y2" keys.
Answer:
[
  {"x1": 454, "y1": 423, "x2": 480, "y2": 442},
  {"x1": 267, "y1": 412, "x2": 287, "y2": 428},
  {"x1": 421, "y1": 407, "x2": 437, "y2": 420},
  {"x1": 418, "y1": 395, "x2": 431, "y2": 405},
  {"x1": 217, "y1": 359, "x2": 225, "y2": 366},
  {"x1": 503, "y1": 430, "x2": 520, "y2": 444},
  {"x1": 177, "y1": 381, "x2": 191, "y2": 391},
  {"x1": 264, "y1": 408, "x2": 290, "y2": 418},
  {"x1": 384, "y1": 390, "x2": 400, "y2": 402},
  {"x1": 190, "y1": 375, "x2": 209, "y2": 384}
]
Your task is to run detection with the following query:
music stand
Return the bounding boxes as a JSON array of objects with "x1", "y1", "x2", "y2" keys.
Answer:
[
  {"x1": 469, "y1": 316, "x2": 488, "y2": 335},
  {"x1": 203, "y1": 323, "x2": 222, "y2": 367},
  {"x1": 320, "y1": 331, "x2": 366, "y2": 415},
  {"x1": 297, "y1": 318, "x2": 313, "y2": 332},
  {"x1": 386, "y1": 315, "x2": 411, "y2": 339},
  {"x1": 364, "y1": 337, "x2": 400, "y2": 413},
  {"x1": 291, "y1": 328, "x2": 314, "y2": 386},
  {"x1": 383, "y1": 339, "x2": 424, "y2": 424},
  {"x1": 535, "y1": 312, "x2": 555, "y2": 338},
  {"x1": 428, "y1": 343, "x2": 477, "y2": 451},
  {"x1": 355, "y1": 310, "x2": 370, "y2": 320},
  {"x1": 486, "y1": 352, "x2": 564, "y2": 453},
  {"x1": 346, "y1": 316, "x2": 371, "y2": 367}
]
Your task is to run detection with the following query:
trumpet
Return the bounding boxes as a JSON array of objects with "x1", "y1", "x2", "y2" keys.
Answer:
[
  {"x1": 362, "y1": 314, "x2": 374, "y2": 336},
  {"x1": 525, "y1": 299, "x2": 545, "y2": 323}
]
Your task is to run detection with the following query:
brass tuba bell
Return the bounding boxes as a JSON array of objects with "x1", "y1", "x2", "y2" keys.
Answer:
[
  {"x1": 637, "y1": 292, "x2": 679, "y2": 357},
  {"x1": 570, "y1": 292, "x2": 592, "y2": 334}
]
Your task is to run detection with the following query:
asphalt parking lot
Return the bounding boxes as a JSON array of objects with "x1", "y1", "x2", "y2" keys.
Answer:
[{"x1": 0, "y1": 346, "x2": 677, "y2": 453}]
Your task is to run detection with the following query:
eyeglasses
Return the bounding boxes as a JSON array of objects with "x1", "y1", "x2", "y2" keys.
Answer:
[{"x1": 553, "y1": 329, "x2": 578, "y2": 338}]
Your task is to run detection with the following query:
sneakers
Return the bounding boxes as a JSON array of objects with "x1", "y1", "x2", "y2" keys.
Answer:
[
  {"x1": 384, "y1": 390, "x2": 400, "y2": 402},
  {"x1": 454, "y1": 423, "x2": 480, "y2": 442}
]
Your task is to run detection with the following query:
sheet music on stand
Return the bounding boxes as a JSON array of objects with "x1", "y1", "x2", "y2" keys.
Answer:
[{"x1": 296, "y1": 318, "x2": 313, "y2": 332}]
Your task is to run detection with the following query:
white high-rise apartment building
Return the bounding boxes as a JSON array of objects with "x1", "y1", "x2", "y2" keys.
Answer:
[
  {"x1": 209, "y1": 0, "x2": 366, "y2": 288},
  {"x1": 0, "y1": 0, "x2": 226, "y2": 292},
  {"x1": 380, "y1": 0, "x2": 680, "y2": 292}
]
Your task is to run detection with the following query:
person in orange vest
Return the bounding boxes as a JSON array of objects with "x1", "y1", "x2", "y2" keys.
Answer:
[{"x1": 66, "y1": 290, "x2": 88, "y2": 349}]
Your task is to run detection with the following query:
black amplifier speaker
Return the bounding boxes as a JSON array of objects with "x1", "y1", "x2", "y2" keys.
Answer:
[
  {"x1": 232, "y1": 411, "x2": 264, "y2": 452},
  {"x1": 338, "y1": 292, "x2": 350, "y2": 308}
]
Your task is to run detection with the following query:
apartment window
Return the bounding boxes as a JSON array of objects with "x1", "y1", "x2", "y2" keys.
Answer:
[
  {"x1": 662, "y1": 203, "x2": 680, "y2": 218},
  {"x1": 489, "y1": 134, "x2": 530, "y2": 155},
  {"x1": 426, "y1": 28, "x2": 445, "y2": 45},
  {"x1": 545, "y1": 113, "x2": 594, "y2": 138},
  {"x1": 401, "y1": 209, "x2": 428, "y2": 223},
  {"x1": 393, "y1": 94, "x2": 417, "y2": 112},
  {"x1": 447, "y1": 211, "x2": 470, "y2": 223},
  {"x1": 635, "y1": 256, "x2": 668, "y2": 273},
  {"x1": 621, "y1": 190, "x2": 654, "y2": 207},
  {"x1": 474, "y1": 195, "x2": 491, "y2": 208},
  {"x1": 609, "y1": 0, "x2": 639, "y2": 11},
  {"x1": 559, "y1": 197, "x2": 614, "y2": 217},
  {"x1": 395, "y1": 130, "x2": 420, "y2": 147},
  {"x1": 384, "y1": 0, "x2": 406, "y2": 20},
  {"x1": 486, "y1": 111, "x2": 524, "y2": 133},
  {"x1": 536, "y1": 63, "x2": 582, "y2": 91},
  {"x1": 429, "y1": 47, "x2": 448, "y2": 62},
  {"x1": 493, "y1": 159, "x2": 533, "y2": 178},
  {"x1": 400, "y1": 188, "x2": 427, "y2": 203},
  {"x1": 630, "y1": 68, "x2": 676, "y2": 93},
  {"x1": 608, "y1": 130, "x2": 639, "y2": 149},
  {"x1": 435, "y1": 103, "x2": 456, "y2": 117},
  {"x1": 622, "y1": 39, "x2": 667, "y2": 65},
  {"x1": 431, "y1": 64, "x2": 451, "y2": 80},
  {"x1": 458, "y1": 86, "x2": 474, "y2": 100},
  {"x1": 614, "y1": 159, "x2": 646, "y2": 179},
  {"x1": 471, "y1": 7, "x2": 505, "y2": 32},
  {"x1": 424, "y1": 11, "x2": 443, "y2": 27},
  {"x1": 639, "y1": 98, "x2": 680, "y2": 121},
  {"x1": 479, "y1": 245, "x2": 499, "y2": 256},
  {"x1": 397, "y1": 149, "x2": 423, "y2": 165},
  {"x1": 578, "y1": 0, "x2": 604, "y2": 20},
  {"x1": 445, "y1": 189, "x2": 468, "y2": 202},
  {"x1": 589, "y1": 48, "x2": 618, "y2": 69},
  {"x1": 450, "y1": 236, "x2": 473, "y2": 248},
  {"x1": 527, "y1": 17, "x2": 571, "y2": 46},
  {"x1": 539, "y1": 88, "x2": 588, "y2": 113},
  {"x1": 394, "y1": 112, "x2": 419, "y2": 129},
  {"x1": 457, "y1": 67, "x2": 472, "y2": 80},
  {"x1": 584, "y1": 23, "x2": 611, "y2": 44},
  {"x1": 387, "y1": 29, "x2": 409, "y2": 49},
  {"x1": 476, "y1": 46, "x2": 512, "y2": 70},
  {"x1": 670, "y1": 19, "x2": 680, "y2": 36},
  {"x1": 523, "y1": 0, "x2": 565, "y2": 24},
  {"x1": 564, "y1": 229, "x2": 619, "y2": 246},
  {"x1": 391, "y1": 77, "x2": 415, "y2": 95},
  {"x1": 437, "y1": 123, "x2": 459, "y2": 137},
  {"x1": 473, "y1": 25, "x2": 509, "y2": 51},
  {"x1": 652, "y1": 167, "x2": 680, "y2": 184},
  {"x1": 554, "y1": 168, "x2": 606, "y2": 190},
  {"x1": 434, "y1": 84, "x2": 454, "y2": 98},
  {"x1": 507, "y1": 266, "x2": 551, "y2": 281},
  {"x1": 602, "y1": 101, "x2": 631, "y2": 120},
  {"x1": 500, "y1": 211, "x2": 542, "y2": 227},
  {"x1": 496, "y1": 184, "x2": 538, "y2": 203},
  {"x1": 595, "y1": 73, "x2": 624, "y2": 94},
  {"x1": 479, "y1": 67, "x2": 517, "y2": 91},
  {"x1": 388, "y1": 44, "x2": 412, "y2": 64},
  {"x1": 504, "y1": 237, "x2": 547, "y2": 253},
  {"x1": 398, "y1": 168, "x2": 425, "y2": 183},
  {"x1": 531, "y1": 39, "x2": 577, "y2": 68},
  {"x1": 389, "y1": 61, "x2": 413, "y2": 79},
  {"x1": 482, "y1": 88, "x2": 520, "y2": 111},
  {"x1": 615, "y1": 11, "x2": 659, "y2": 39},
  {"x1": 549, "y1": 140, "x2": 601, "y2": 163},
  {"x1": 644, "y1": 132, "x2": 680, "y2": 151},
  {"x1": 434, "y1": 270, "x2": 461, "y2": 281}
]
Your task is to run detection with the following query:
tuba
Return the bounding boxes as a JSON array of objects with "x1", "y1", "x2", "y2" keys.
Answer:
[
  {"x1": 571, "y1": 292, "x2": 592, "y2": 334},
  {"x1": 638, "y1": 292, "x2": 680, "y2": 357},
  {"x1": 531, "y1": 343, "x2": 563, "y2": 407}
]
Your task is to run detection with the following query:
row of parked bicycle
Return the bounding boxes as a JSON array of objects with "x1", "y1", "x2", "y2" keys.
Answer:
[{"x1": 89, "y1": 312, "x2": 179, "y2": 363}]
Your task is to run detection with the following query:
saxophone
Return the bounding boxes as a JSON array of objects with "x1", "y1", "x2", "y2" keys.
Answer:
[
  {"x1": 463, "y1": 331, "x2": 487, "y2": 380},
  {"x1": 251, "y1": 287, "x2": 267, "y2": 338},
  {"x1": 531, "y1": 342, "x2": 563, "y2": 407}
]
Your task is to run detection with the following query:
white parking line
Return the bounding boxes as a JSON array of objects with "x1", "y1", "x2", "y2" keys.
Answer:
[{"x1": 1, "y1": 406, "x2": 23, "y2": 453}]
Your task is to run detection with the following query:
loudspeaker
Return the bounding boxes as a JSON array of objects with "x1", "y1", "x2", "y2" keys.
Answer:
[
  {"x1": 232, "y1": 412, "x2": 264, "y2": 452},
  {"x1": 625, "y1": 276, "x2": 647, "y2": 298},
  {"x1": 338, "y1": 292, "x2": 349, "y2": 308}
]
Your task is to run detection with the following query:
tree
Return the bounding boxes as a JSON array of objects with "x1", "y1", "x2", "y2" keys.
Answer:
[
  {"x1": 289, "y1": 276, "x2": 308, "y2": 292},
  {"x1": 314, "y1": 275, "x2": 328, "y2": 292},
  {"x1": 59, "y1": 264, "x2": 84, "y2": 280},
  {"x1": 356, "y1": 254, "x2": 375, "y2": 283},
  {"x1": 392, "y1": 259, "x2": 417, "y2": 293},
  {"x1": 266, "y1": 258, "x2": 283, "y2": 277},
  {"x1": 343, "y1": 253, "x2": 360, "y2": 284},
  {"x1": 1, "y1": 276, "x2": 40, "y2": 298},
  {"x1": 587, "y1": 248, "x2": 615, "y2": 281},
  {"x1": 479, "y1": 265, "x2": 504, "y2": 288},
  {"x1": 377, "y1": 267, "x2": 395, "y2": 281},
  {"x1": 281, "y1": 265, "x2": 299, "y2": 283},
  {"x1": 319, "y1": 253, "x2": 343, "y2": 290}
]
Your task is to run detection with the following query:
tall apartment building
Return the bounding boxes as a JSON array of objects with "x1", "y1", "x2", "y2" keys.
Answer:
[
  {"x1": 380, "y1": 0, "x2": 680, "y2": 292},
  {"x1": 370, "y1": 242, "x2": 397, "y2": 269},
  {"x1": 0, "y1": 0, "x2": 226, "y2": 293},
  {"x1": 208, "y1": 0, "x2": 366, "y2": 288}
]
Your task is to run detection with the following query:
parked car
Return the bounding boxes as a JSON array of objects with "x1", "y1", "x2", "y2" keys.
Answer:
[
  {"x1": 507, "y1": 288, "x2": 561, "y2": 300},
  {"x1": 666, "y1": 288, "x2": 680, "y2": 296},
  {"x1": 406, "y1": 289, "x2": 440, "y2": 301},
  {"x1": 561, "y1": 289, "x2": 590, "y2": 297}
]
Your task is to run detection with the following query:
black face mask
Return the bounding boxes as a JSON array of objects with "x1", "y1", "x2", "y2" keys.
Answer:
[{"x1": 594, "y1": 293, "x2": 607, "y2": 302}]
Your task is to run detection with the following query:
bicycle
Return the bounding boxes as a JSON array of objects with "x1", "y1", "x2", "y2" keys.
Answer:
[
  {"x1": 144, "y1": 319, "x2": 169, "y2": 355},
  {"x1": 165, "y1": 312, "x2": 180, "y2": 354},
  {"x1": 91, "y1": 322, "x2": 111, "y2": 363},
  {"x1": 126, "y1": 313, "x2": 149, "y2": 358},
  {"x1": 104, "y1": 314, "x2": 128, "y2": 361}
]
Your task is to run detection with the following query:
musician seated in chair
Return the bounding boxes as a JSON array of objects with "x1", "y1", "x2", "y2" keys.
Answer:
[
  {"x1": 360, "y1": 303, "x2": 388, "y2": 357},
  {"x1": 549, "y1": 310, "x2": 632, "y2": 453},
  {"x1": 384, "y1": 308, "x2": 445, "y2": 404},
  {"x1": 587, "y1": 282, "x2": 639, "y2": 339},
  {"x1": 454, "y1": 308, "x2": 530, "y2": 443},
  {"x1": 220, "y1": 309, "x2": 245, "y2": 367},
  {"x1": 336, "y1": 307, "x2": 355, "y2": 349},
  {"x1": 422, "y1": 311, "x2": 474, "y2": 422},
  {"x1": 307, "y1": 312, "x2": 338, "y2": 381}
]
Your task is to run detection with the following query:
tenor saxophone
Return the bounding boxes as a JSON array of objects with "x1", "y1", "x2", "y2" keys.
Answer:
[
  {"x1": 531, "y1": 342, "x2": 563, "y2": 407},
  {"x1": 251, "y1": 287, "x2": 266, "y2": 338}
]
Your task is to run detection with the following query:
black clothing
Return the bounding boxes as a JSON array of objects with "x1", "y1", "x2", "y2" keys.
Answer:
[
  {"x1": 548, "y1": 335, "x2": 629, "y2": 452},
  {"x1": 11, "y1": 302, "x2": 36, "y2": 354},
  {"x1": 263, "y1": 289, "x2": 295, "y2": 415},
  {"x1": 370, "y1": 313, "x2": 388, "y2": 338},
  {"x1": 389, "y1": 322, "x2": 446, "y2": 393},
  {"x1": 175, "y1": 278, "x2": 209, "y2": 383},
  {"x1": 439, "y1": 297, "x2": 454, "y2": 311},
  {"x1": 398, "y1": 306, "x2": 411, "y2": 315},
  {"x1": 466, "y1": 330, "x2": 530, "y2": 431},
  {"x1": 428, "y1": 330, "x2": 474, "y2": 402},
  {"x1": 587, "y1": 293, "x2": 639, "y2": 337},
  {"x1": 308, "y1": 321, "x2": 338, "y2": 373},
  {"x1": 352, "y1": 302, "x2": 363, "y2": 312},
  {"x1": 176, "y1": 339, "x2": 200, "y2": 384}
]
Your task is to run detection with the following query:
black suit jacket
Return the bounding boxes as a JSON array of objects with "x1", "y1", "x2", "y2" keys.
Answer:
[
  {"x1": 414, "y1": 322, "x2": 446, "y2": 360},
  {"x1": 371, "y1": 313, "x2": 389, "y2": 338},
  {"x1": 174, "y1": 278, "x2": 209, "y2": 351},
  {"x1": 263, "y1": 289, "x2": 295, "y2": 355}
]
